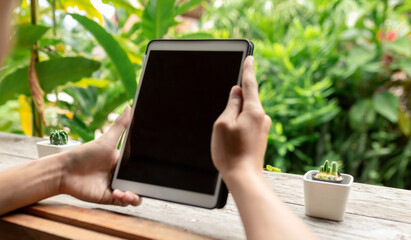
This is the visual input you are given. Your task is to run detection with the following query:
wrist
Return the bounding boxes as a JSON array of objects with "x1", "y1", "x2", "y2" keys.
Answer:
[
  {"x1": 220, "y1": 161, "x2": 264, "y2": 190},
  {"x1": 58, "y1": 150, "x2": 75, "y2": 195},
  {"x1": 27, "y1": 151, "x2": 70, "y2": 199},
  {"x1": 45, "y1": 150, "x2": 72, "y2": 196}
]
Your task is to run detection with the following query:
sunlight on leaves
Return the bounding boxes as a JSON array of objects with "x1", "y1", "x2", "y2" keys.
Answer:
[
  {"x1": 62, "y1": 0, "x2": 103, "y2": 24},
  {"x1": 17, "y1": 95, "x2": 32, "y2": 136}
]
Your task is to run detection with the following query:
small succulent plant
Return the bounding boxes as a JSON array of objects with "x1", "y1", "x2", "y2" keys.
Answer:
[
  {"x1": 50, "y1": 130, "x2": 68, "y2": 145},
  {"x1": 313, "y1": 160, "x2": 343, "y2": 182}
]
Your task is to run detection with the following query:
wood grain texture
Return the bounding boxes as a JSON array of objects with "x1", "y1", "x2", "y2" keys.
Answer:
[
  {"x1": 0, "y1": 132, "x2": 411, "y2": 240},
  {"x1": 45, "y1": 192, "x2": 411, "y2": 240},
  {"x1": 23, "y1": 202, "x2": 215, "y2": 240},
  {"x1": 0, "y1": 213, "x2": 124, "y2": 240},
  {"x1": 0, "y1": 132, "x2": 42, "y2": 159},
  {"x1": 45, "y1": 194, "x2": 245, "y2": 240},
  {"x1": 262, "y1": 171, "x2": 411, "y2": 224},
  {"x1": 0, "y1": 152, "x2": 34, "y2": 170}
]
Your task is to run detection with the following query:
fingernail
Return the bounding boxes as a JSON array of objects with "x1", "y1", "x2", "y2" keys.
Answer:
[
  {"x1": 230, "y1": 86, "x2": 237, "y2": 96},
  {"x1": 122, "y1": 105, "x2": 131, "y2": 116},
  {"x1": 230, "y1": 86, "x2": 241, "y2": 97},
  {"x1": 249, "y1": 56, "x2": 254, "y2": 64},
  {"x1": 230, "y1": 86, "x2": 236, "y2": 94}
]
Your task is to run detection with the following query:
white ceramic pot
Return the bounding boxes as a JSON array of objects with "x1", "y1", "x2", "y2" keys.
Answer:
[
  {"x1": 303, "y1": 170, "x2": 354, "y2": 221},
  {"x1": 36, "y1": 140, "x2": 81, "y2": 158}
]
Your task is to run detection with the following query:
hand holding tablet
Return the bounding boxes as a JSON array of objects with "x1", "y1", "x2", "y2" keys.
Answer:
[
  {"x1": 111, "y1": 39, "x2": 253, "y2": 208},
  {"x1": 211, "y1": 56, "x2": 272, "y2": 180}
]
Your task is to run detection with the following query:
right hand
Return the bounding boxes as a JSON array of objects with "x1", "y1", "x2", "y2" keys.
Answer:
[{"x1": 211, "y1": 56, "x2": 271, "y2": 178}]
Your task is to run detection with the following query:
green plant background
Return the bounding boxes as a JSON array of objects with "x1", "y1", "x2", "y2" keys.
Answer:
[{"x1": 1, "y1": 0, "x2": 410, "y2": 189}]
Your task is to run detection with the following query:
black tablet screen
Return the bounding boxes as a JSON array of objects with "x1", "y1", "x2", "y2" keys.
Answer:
[{"x1": 117, "y1": 50, "x2": 243, "y2": 194}]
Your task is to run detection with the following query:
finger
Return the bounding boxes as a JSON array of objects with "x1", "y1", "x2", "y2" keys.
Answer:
[
  {"x1": 113, "y1": 199, "x2": 130, "y2": 207},
  {"x1": 124, "y1": 191, "x2": 143, "y2": 206},
  {"x1": 241, "y1": 56, "x2": 262, "y2": 111},
  {"x1": 104, "y1": 106, "x2": 132, "y2": 142},
  {"x1": 112, "y1": 189, "x2": 130, "y2": 207},
  {"x1": 113, "y1": 189, "x2": 125, "y2": 199},
  {"x1": 113, "y1": 189, "x2": 142, "y2": 207},
  {"x1": 218, "y1": 86, "x2": 243, "y2": 121}
]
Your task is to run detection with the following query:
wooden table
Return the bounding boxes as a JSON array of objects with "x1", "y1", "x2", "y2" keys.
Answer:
[{"x1": 0, "y1": 132, "x2": 410, "y2": 240}]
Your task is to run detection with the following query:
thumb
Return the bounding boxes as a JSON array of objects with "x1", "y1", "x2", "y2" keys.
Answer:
[
  {"x1": 218, "y1": 86, "x2": 243, "y2": 121},
  {"x1": 104, "y1": 106, "x2": 132, "y2": 142}
]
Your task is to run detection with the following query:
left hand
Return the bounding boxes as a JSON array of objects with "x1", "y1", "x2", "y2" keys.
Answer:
[{"x1": 60, "y1": 106, "x2": 142, "y2": 207}]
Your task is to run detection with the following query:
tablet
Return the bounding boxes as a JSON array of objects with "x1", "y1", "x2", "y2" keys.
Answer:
[{"x1": 111, "y1": 39, "x2": 253, "y2": 208}]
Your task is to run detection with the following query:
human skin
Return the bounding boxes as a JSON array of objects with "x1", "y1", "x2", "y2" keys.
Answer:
[
  {"x1": 212, "y1": 56, "x2": 317, "y2": 240},
  {"x1": 0, "y1": 2, "x2": 316, "y2": 239},
  {"x1": 0, "y1": 106, "x2": 142, "y2": 215},
  {"x1": 0, "y1": 1, "x2": 141, "y2": 215}
]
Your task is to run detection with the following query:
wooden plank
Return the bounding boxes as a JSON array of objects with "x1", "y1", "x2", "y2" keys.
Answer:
[
  {"x1": 262, "y1": 172, "x2": 411, "y2": 224},
  {"x1": 47, "y1": 194, "x2": 245, "y2": 240},
  {"x1": 290, "y1": 204, "x2": 411, "y2": 240},
  {"x1": 0, "y1": 152, "x2": 34, "y2": 170},
  {"x1": 1, "y1": 132, "x2": 411, "y2": 239},
  {"x1": 0, "y1": 132, "x2": 42, "y2": 159},
  {"x1": 38, "y1": 195, "x2": 411, "y2": 240},
  {"x1": 47, "y1": 193, "x2": 411, "y2": 240},
  {"x1": 0, "y1": 212, "x2": 124, "y2": 240},
  {"x1": 23, "y1": 201, "x2": 216, "y2": 240},
  {"x1": 349, "y1": 182, "x2": 411, "y2": 224}
]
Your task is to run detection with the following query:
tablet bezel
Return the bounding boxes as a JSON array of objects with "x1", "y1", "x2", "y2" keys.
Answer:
[{"x1": 111, "y1": 39, "x2": 252, "y2": 208}]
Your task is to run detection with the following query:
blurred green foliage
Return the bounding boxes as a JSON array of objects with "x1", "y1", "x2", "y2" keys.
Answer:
[
  {"x1": 1, "y1": 0, "x2": 206, "y2": 140},
  {"x1": 201, "y1": 0, "x2": 411, "y2": 189},
  {"x1": 0, "y1": 0, "x2": 410, "y2": 189}
]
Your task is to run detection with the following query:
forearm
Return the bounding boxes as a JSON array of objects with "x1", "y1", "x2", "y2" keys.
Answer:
[
  {"x1": 0, "y1": 152, "x2": 67, "y2": 215},
  {"x1": 223, "y1": 168, "x2": 317, "y2": 240}
]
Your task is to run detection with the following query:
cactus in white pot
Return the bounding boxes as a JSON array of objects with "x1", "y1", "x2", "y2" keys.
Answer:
[
  {"x1": 49, "y1": 130, "x2": 69, "y2": 145},
  {"x1": 313, "y1": 160, "x2": 343, "y2": 183},
  {"x1": 303, "y1": 159, "x2": 354, "y2": 221},
  {"x1": 36, "y1": 130, "x2": 81, "y2": 158}
]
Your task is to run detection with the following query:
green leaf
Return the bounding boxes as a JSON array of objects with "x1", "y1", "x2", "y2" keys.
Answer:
[
  {"x1": 64, "y1": 87, "x2": 98, "y2": 117},
  {"x1": 0, "y1": 100, "x2": 20, "y2": 132},
  {"x1": 372, "y1": 91, "x2": 399, "y2": 123},
  {"x1": 399, "y1": 110, "x2": 411, "y2": 137},
  {"x1": 346, "y1": 47, "x2": 376, "y2": 68},
  {"x1": 384, "y1": 37, "x2": 411, "y2": 57},
  {"x1": 349, "y1": 99, "x2": 376, "y2": 130},
  {"x1": 175, "y1": 0, "x2": 205, "y2": 16},
  {"x1": 58, "y1": 115, "x2": 94, "y2": 142},
  {"x1": 70, "y1": 13, "x2": 137, "y2": 99},
  {"x1": 89, "y1": 83, "x2": 128, "y2": 131},
  {"x1": 15, "y1": 24, "x2": 50, "y2": 48},
  {"x1": 0, "y1": 57, "x2": 101, "y2": 105},
  {"x1": 102, "y1": 0, "x2": 143, "y2": 16},
  {"x1": 275, "y1": 122, "x2": 283, "y2": 135},
  {"x1": 265, "y1": 164, "x2": 281, "y2": 172},
  {"x1": 142, "y1": 0, "x2": 176, "y2": 40},
  {"x1": 290, "y1": 102, "x2": 340, "y2": 127},
  {"x1": 396, "y1": 59, "x2": 411, "y2": 77},
  {"x1": 397, "y1": 1, "x2": 411, "y2": 15},
  {"x1": 66, "y1": 78, "x2": 110, "y2": 89},
  {"x1": 61, "y1": 0, "x2": 103, "y2": 23}
]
